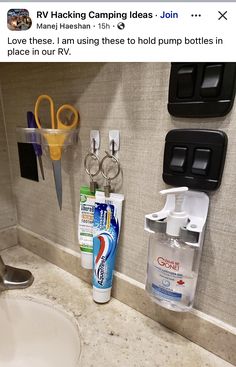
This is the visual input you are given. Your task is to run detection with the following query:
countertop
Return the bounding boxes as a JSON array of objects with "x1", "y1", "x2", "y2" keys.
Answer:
[{"x1": 0, "y1": 245, "x2": 234, "y2": 367}]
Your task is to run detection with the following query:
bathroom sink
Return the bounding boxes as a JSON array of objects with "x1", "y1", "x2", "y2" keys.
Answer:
[{"x1": 0, "y1": 296, "x2": 81, "y2": 367}]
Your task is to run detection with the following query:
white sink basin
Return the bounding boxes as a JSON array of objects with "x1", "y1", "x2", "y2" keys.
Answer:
[{"x1": 0, "y1": 296, "x2": 81, "y2": 367}]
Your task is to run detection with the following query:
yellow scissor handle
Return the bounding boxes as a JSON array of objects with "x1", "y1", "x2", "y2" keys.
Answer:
[
  {"x1": 56, "y1": 104, "x2": 78, "y2": 130},
  {"x1": 35, "y1": 95, "x2": 78, "y2": 130},
  {"x1": 34, "y1": 94, "x2": 56, "y2": 129}
]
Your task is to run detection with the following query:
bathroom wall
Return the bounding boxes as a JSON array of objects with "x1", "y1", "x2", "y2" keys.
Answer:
[
  {"x1": 0, "y1": 85, "x2": 17, "y2": 249},
  {"x1": 0, "y1": 63, "x2": 235, "y2": 327}
]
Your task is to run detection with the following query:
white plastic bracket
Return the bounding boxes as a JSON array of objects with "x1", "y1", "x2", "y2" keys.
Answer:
[
  {"x1": 109, "y1": 130, "x2": 120, "y2": 156},
  {"x1": 90, "y1": 130, "x2": 100, "y2": 154},
  {"x1": 145, "y1": 190, "x2": 209, "y2": 248}
]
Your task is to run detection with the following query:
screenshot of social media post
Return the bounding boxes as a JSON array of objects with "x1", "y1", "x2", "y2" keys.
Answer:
[{"x1": 0, "y1": 2, "x2": 236, "y2": 367}]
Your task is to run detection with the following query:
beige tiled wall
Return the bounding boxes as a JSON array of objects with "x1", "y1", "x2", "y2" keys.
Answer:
[
  {"x1": 0, "y1": 85, "x2": 17, "y2": 249},
  {"x1": 0, "y1": 63, "x2": 235, "y2": 327}
]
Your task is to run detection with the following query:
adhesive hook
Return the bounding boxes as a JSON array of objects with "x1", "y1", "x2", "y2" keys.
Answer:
[
  {"x1": 90, "y1": 130, "x2": 100, "y2": 154},
  {"x1": 109, "y1": 130, "x2": 120, "y2": 156}
]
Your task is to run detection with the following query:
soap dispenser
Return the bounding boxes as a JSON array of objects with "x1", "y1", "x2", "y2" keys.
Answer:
[{"x1": 145, "y1": 187, "x2": 209, "y2": 312}]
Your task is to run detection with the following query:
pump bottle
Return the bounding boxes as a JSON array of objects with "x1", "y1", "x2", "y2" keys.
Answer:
[{"x1": 146, "y1": 187, "x2": 203, "y2": 312}]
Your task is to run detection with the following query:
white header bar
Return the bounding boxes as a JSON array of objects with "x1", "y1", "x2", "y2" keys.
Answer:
[{"x1": 1, "y1": 2, "x2": 235, "y2": 62}]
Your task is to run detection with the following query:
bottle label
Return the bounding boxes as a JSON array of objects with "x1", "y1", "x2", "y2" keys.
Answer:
[
  {"x1": 150, "y1": 245, "x2": 195, "y2": 302},
  {"x1": 152, "y1": 283, "x2": 182, "y2": 300}
]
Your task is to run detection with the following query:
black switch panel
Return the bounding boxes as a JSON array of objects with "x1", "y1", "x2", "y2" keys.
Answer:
[
  {"x1": 168, "y1": 62, "x2": 236, "y2": 117},
  {"x1": 163, "y1": 129, "x2": 227, "y2": 191},
  {"x1": 170, "y1": 146, "x2": 187, "y2": 172}
]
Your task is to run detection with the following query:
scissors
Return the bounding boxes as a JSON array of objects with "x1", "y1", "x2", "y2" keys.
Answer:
[{"x1": 34, "y1": 94, "x2": 78, "y2": 210}]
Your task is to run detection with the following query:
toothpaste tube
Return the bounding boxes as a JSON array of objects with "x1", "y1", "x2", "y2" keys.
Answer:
[
  {"x1": 93, "y1": 191, "x2": 124, "y2": 303},
  {"x1": 78, "y1": 186, "x2": 95, "y2": 269}
]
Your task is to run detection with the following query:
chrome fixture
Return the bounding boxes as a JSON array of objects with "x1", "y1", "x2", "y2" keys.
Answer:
[{"x1": 0, "y1": 255, "x2": 34, "y2": 291}]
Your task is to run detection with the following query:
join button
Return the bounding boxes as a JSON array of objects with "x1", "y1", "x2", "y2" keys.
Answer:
[{"x1": 159, "y1": 11, "x2": 179, "y2": 19}]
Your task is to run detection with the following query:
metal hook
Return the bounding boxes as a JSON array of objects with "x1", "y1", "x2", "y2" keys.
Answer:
[
  {"x1": 109, "y1": 130, "x2": 119, "y2": 156},
  {"x1": 92, "y1": 138, "x2": 96, "y2": 154},
  {"x1": 90, "y1": 130, "x2": 100, "y2": 155},
  {"x1": 100, "y1": 151, "x2": 121, "y2": 181},
  {"x1": 111, "y1": 140, "x2": 115, "y2": 156}
]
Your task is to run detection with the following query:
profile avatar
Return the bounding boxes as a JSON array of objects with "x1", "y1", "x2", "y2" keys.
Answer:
[{"x1": 7, "y1": 9, "x2": 32, "y2": 31}]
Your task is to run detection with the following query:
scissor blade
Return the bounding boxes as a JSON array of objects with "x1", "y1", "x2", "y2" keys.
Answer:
[
  {"x1": 38, "y1": 156, "x2": 45, "y2": 180},
  {"x1": 52, "y1": 160, "x2": 62, "y2": 210}
]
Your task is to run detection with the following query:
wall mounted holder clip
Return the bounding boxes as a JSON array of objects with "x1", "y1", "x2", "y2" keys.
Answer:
[
  {"x1": 16, "y1": 127, "x2": 79, "y2": 155},
  {"x1": 16, "y1": 127, "x2": 79, "y2": 208},
  {"x1": 145, "y1": 190, "x2": 209, "y2": 248}
]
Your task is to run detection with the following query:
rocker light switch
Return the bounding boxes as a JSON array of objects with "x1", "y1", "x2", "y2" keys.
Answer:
[
  {"x1": 170, "y1": 147, "x2": 187, "y2": 172},
  {"x1": 177, "y1": 66, "x2": 195, "y2": 98},
  {"x1": 192, "y1": 148, "x2": 211, "y2": 175},
  {"x1": 200, "y1": 64, "x2": 223, "y2": 98}
]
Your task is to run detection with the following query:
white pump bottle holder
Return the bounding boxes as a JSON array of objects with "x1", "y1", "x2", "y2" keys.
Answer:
[{"x1": 145, "y1": 189, "x2": 209, "y2": 248}]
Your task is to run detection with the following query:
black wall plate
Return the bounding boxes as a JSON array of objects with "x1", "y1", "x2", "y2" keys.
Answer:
[
  {"x1": 168, "y1": 62, "x2": 236, "y2": 117},
  {"x1": 163, "y1": 129, "x2": 227, "y2": 191}
]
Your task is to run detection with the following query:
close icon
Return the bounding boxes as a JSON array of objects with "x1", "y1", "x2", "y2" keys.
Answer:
[
  {"x1": 117, "y1": 22, "x2": 125, "y2": 30},
  {"x1": 218, "y1": 11, "x2": 227, "y2": 20}
]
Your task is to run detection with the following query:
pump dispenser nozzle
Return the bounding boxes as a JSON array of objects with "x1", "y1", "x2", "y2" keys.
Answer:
[{"x1": 160, "y1": 187, "x2": 188, "y2": 236}]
